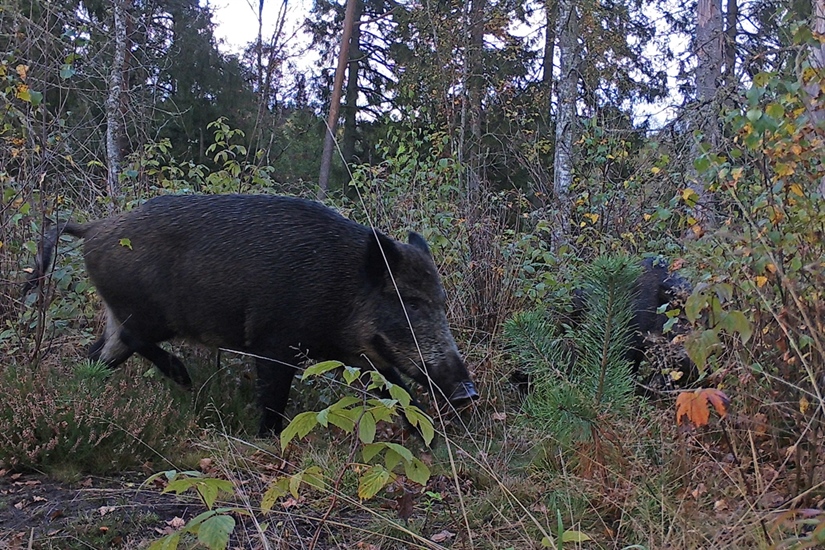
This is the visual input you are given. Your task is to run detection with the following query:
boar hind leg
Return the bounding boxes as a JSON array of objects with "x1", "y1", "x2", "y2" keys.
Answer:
[
  {"x1": 256, "y1": 357, "x2": 297, "y2": 436},
  {"x1": 118, "y1": 328, "x2": 193, "y2": 387}
]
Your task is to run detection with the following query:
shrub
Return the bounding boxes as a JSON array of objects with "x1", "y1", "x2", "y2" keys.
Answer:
[{"x1": 0, "y1": 360, "x2": 194, "y2": 473}]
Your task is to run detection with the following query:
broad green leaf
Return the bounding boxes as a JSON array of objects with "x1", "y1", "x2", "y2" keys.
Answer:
[
  {"x1": 260, "y1": 478, "x2": 289, "y2": 513},
  {"x1": 685, "y1": 292, "x2": 706, "y2": 323},
  {"x1": 746, "y1": 108, "x2": 762, "y2": 122},
  {"x1": 362, "y1": 442, "x2": 387, "y2": 463},
  {"x1": 300, "y1": 466, "x2": 326, "y2": 491},
  {"x1": 59, "y1": 64, "x2": 76, "y2": 79},
  {"x1": 403, "y1": 407, "x2": 434, "y2": 446},
  {"x1": 388, "y1": 383, "x2": 411, "y2": 407},
  {"x1": 329, "y1": 396, "x2": 360, "y2": 410},
  {"x1": 359, "y1": 411, "x2": 376, "y2": 443},
  {"x1": 280, "y1": 411, "x2": 318, "y2": 450},
  {"x1": 685, "y1": 329, "x2": 720, "y2": 373},
  {"x1": 719, "y1": 310, "x2": 753, "y2": 344},
  {"x1": 383, "y1": 443, "x2": 413, "y2": 463},
  {"x1": 404, "y1": 457, "x2": 430, "y2": 486},
  {"x1": 765, "y1": 102, "x2": 785, "y2": 119},
  {"x1": 197, "y1": 515, "x2": 235, "y2": 550},
  {"x1": 358, "y1": 465, "x2": 393, "y2": 500},
  {"x1": 302, "y1": 360, "x2": 343, "y2": 379},
  {"x1": 384, "y1": 448, "x2": 403, "y2": 471},
  {"x1": 342, "y1": 365, "x2": 361, "y2": 385},
  {"x1": 327, "y1": 409, "x2": 357, "y2": 432}
]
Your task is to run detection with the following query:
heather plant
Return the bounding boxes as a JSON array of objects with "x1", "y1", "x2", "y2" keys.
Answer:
[{"x1": 0, "y1": 360, "x2": 194, "y2": 473}]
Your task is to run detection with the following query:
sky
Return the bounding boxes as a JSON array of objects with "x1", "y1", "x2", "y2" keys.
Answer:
[{"x1": 211, "y1": 0, "x2": 312, "y2": 56}]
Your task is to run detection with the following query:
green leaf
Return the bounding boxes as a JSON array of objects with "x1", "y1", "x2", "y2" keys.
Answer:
[
  {"x1": 301, "y1": 360, "x2": 343, "y2": 379},
  {"x1": 147, "y1": 533, "x2": 181, "y2": 550},
  {"x1": 59, "y1": 64, "x2": 76, "y2": 79},
  {"x1": 388, "y1": 383, "x2": 412, "y2": 407},
  {"x1": 118, "y1": 238, "x2": 132, "y2": 250},
  {"x1": 362, "y1": 442, "x2": 387, "y2": 463},
  {"x1": 300, "y1": 466, "x2": 325, "y2": 491},
  {"x1": 719, "y1": 310, "x2": 753, "y2": 344},
  {"x1": 327, "y1": 409, "x2": 357, "y2": 432},
  {"x1": 260, "y1": 478, "x2": 289, "y2": 513},
  {"x1": 685, "y1": 329, "x2": 720, "y2": 373},
  {"x1": 197, "y1": 514, "x2": 235, "y2": 550},
  {"x1": 358, "y1": 465, "x2": 393, "y2": 500},
  {"x1": 384, "y1": 448, "x2": 403, "y2": 471},
  {"x1": 685, "y1": 292, "x2": 706, "y2": 323},
  {"x1": 342, "y1": 365, "x2": 361, "y2": 385},
  {"x1": 359, "y1": 411, "x2": 376, "y2": 443},
  {"x1": 383, "y1": 443, "x2": 413, "y2": 463},
  {"x1": 561, "y1": 530, "x2": 592, "y2": 543},
  {"x1": 404, "y1": 457, "x2": 430, "y2": 486},
  {"x1": 765, "y1": 102, "x2": 785, "y2": 119},
  {"x1": 280, "y1": 411, "x2": 318, "y2": 450},
  {"x1": 403, "y1": 407, "x2": 434, "y2": 446},
  {"x1": 746, "y1": 109, "x2": 763, "y2": 122}
]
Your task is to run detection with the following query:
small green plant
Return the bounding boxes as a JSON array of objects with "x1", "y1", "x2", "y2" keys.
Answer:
[
  {"x1": 146, "y1": 470, "x2": 246, "y2": 550},
  {"x1": 504, "y1": 254, "x2": 639, "y2": 453},
  {"x1": 273, "y1": 361, "x2": 434, "y2": 500}
]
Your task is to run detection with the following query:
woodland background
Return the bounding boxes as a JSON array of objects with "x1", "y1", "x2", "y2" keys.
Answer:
[{"x1": 1, "y1": 0, "x2": 825, "y2": 548}]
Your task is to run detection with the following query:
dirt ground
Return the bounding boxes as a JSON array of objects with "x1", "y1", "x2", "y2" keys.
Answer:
[{"x1": 0, "y1": 471, "x2": 201, "y2": 549}]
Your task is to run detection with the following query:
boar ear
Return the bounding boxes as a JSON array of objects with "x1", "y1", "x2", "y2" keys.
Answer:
[
  {"x1": 365, "y1": 230, "x2": 402, "y2": 285},
  {"x1": 407, "y1": 232, "x2": 432, "y2": 257}
]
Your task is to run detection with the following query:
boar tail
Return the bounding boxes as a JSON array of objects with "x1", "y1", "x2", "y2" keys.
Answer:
[{"x1": 23, "y1": 221, "x2": 89, "y2": 295}]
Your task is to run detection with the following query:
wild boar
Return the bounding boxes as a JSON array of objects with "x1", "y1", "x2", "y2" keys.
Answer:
[{"x1": 26, "y1": 194, "x2": 478, "y2": 434}]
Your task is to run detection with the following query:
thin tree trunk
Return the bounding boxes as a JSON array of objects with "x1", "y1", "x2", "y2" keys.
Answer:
[
  {"x1": 805, "y1": 0, "x2": 825, "y2": 194},
  {"x1": 688, "y1": 0, "x2": 723, "y2": 234},
  {"x1": 318, "y1": 0, "x2": 358, "y2": 199},
  {"x1": 724, "y1": 0, "x2": 737, "y2": 89},
  {"x1": 342, "y1": 0, "x2": 363, "y2": 166},
  {"x1": 552, "y1": 0, "x2": 578, "y2": 251},
  {"x1": 106, "y1": 0, "x2": 128, "y2": 205},
  {"x1": 542, "y1": 0, "x2": 557, "y2": 113}
]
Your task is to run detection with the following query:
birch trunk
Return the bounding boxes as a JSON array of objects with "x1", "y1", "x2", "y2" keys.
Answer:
[
  {"x1": 105, "y1": 0, "x2": 128, "y2": 204},
  {"x1": 552, "y1": 0, "x2": 578, "y2": 251}
]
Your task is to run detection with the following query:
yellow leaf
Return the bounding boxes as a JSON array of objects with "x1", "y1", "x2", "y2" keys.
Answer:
[
  {"x1": 643, "y1": 213, "x2": 652, "y2": 221},
  {"x1": 681, "y1": 188, "x2": 699, "y2": 201},
  {"x1": 800, "y1": 396, "x2": 810, "y2": 414},
  {"x1": 765, "y1": 263, "x2": 777, "y2": 274},
  {"x1": 584, "y1": 213, "x2": 599, "y2": 224},
  {"x1": 774, "y1": 163, "x2": 795, "y2": 177},
  {"x1": 755, "y1": 276, "x2": 768, "y2": 288},
  {"x1": 16, "y1": 64, "x2": 29, "y2": 81},
  {"x1": 650, "y1": 166, "x2": 661, "y2": 174},
  {"x1": 789, "y1": 183, "x2": 804, "y2": 197}
]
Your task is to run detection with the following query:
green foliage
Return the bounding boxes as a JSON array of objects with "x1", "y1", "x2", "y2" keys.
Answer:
[
  {"x1": 276, "y1": 361, "x2": 434, "y2": 501},
  {"x1": 0, "y1": 361, "x2": 192, "y2": 472},
  {"x1": 146, "y1": 470, "x2": 247, "y2": 550},
  {"x1": 504, "y1": 254, "x2": 639, "y2": 447}
]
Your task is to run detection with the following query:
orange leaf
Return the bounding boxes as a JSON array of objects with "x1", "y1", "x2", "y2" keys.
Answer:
[{"x1": 675, "y1": 389, "x2": 730, "y2": 427}]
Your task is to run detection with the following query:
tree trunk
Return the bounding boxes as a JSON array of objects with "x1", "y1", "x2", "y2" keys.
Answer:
[
  {"x1": 688, "y1": 0, "x2": 723, "y2": 235},
  {"x1": 805, "y1": 0, "x2": 825, "y2": 194},
  {"x1": 106, "y1": 0, "x2": 129, "y2": 205},
  {"x1": 342, "y1": 0, "x2": 363, "y2": 166},
  {"x1": 723, "y1": 0, "x2": 737, "y2": 90},
  {"x1": 318, "y1": 0, "x2": 358, "y2": 199},
  {"x1": 542, "y1": 0, "x2": 557, "y2": 114},
  {"x1": 552, "y1": 0, "x2": 578, "y2": 251}
]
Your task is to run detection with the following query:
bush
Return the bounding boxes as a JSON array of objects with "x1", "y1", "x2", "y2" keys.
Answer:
[{"x1": 0, "y1": 360, "x2": 194, "y2": 473}]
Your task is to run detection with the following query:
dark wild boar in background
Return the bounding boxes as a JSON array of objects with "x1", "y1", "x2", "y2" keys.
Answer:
[
  {"x1": 568, "y1": 257, "x2": 693, "y2": 374},
  {"x1": 512, "y1": 257, "x2": 694, "y2": 394},
  {"x1": 26, "y1": 194, "x2": 478, "y2": 435}
]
